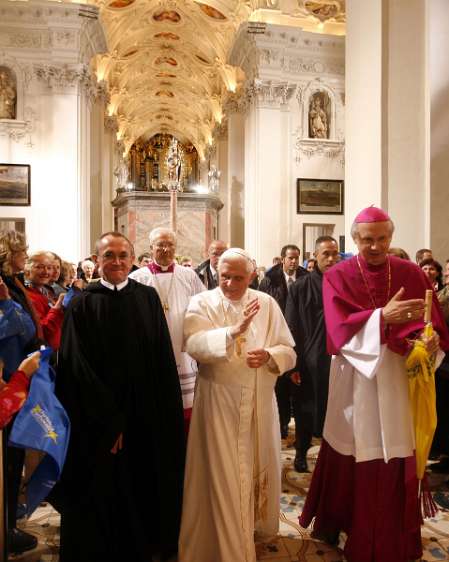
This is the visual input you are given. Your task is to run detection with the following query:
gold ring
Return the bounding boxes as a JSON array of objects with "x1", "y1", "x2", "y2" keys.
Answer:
[{"x1": 407, "y1": 312, "x2": 412, "y2": 319}]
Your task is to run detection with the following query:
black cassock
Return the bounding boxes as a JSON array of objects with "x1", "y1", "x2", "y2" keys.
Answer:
[
  {"x1": 285, "y1": 269, "x2": 331, "y2": 457},
  {"x1": 52, "y1": 279, "x2": 186, "y2": 562}
]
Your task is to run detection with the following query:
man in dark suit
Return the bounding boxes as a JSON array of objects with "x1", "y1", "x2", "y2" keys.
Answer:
[
  {"x1": 286, "y1": 236, "x2": 339, "y2": 472},
  {"x1": 195, "y1": 240, "x2": 228, "y2": 289},
  {"x1": 259, "y1": 244, "x2": 307, "y2": 437}
]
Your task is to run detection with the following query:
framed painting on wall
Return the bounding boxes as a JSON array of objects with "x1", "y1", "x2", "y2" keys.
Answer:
[
  {"x1": 0, "y1": 164, "x2": 31, "y2": 206},
  {"x1": 0, "y1": 217, "x2": 25, "y2": 234},
  {"x1": 297, "y1": 178, "x2": 343, "y2": 215}
]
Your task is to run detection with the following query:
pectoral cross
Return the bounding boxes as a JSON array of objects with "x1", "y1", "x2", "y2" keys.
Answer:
[
  {"x1": 235, "y1": 335, "x2": 246, "y2": 357},
  {"x1": 163, "y1": 302, "x2": 170, "y2": 313}
]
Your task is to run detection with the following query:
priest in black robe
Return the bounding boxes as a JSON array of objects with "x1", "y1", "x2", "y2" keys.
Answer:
[
  {"x1": 285, "y1": 236, "x2": 339, "y2": 472},
  {"x1": 53, "y1": 232, "x2": 185, "y2": 562}
]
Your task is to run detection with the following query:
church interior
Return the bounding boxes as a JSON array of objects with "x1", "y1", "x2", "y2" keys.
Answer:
[
  {"x1": 2, "y1": 0, "x2": 449, "y2": 266},
  {"x1": 2, "y1": 0, "x2": 449, "y2": 560}
]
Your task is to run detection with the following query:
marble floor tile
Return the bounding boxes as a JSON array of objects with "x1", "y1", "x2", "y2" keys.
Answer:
[{"x1": 11, "y1": 427, "x2": 449, "y2": 561}]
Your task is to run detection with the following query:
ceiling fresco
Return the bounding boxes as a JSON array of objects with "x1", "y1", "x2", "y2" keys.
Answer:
[{"x1": 91, "y1": 0, "x2": 345, "y2": 157}]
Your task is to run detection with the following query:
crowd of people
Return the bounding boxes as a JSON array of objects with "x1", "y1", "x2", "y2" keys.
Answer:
[{"x1": 0, "y1": 206, "x2": 448, "y2": 562}]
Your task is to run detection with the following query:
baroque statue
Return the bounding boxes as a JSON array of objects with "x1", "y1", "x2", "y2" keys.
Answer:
[
  {"x1": 309, "y1": 92, "x2": 330, "y2": 139},
  {"x1": 166, "y1": 137, "x2": 182, "y2": 189},
  {"x1": 114, "y1": 157, "x2": 129, "y2": 190},
  {"x1": 0, "y1": 67, "x2": 16, "y2": 120},
  {"x1": 208, "y1": 165, "x2": 221, "y2": 193}
]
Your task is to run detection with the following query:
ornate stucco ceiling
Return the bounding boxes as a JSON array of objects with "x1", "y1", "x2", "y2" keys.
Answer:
[{"x1": 90, "y1": 0, "x2": 345, "y2": 157}]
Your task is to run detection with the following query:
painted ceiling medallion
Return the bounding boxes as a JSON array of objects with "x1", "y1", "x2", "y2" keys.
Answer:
[
  {"x1": 154, "y1": 32, "x2": 180, "y2": 40},
  {"x1": 123, "y1": 48, "x2": 138, "y2": 58},
  {"x1": 196, "y1": 3, "x2": 227, "y2": 20},
  {"x1": 155, "y1": 56, "x2": 178, "y2": 67},
  {"x1": 108, "y1": 0, "x2": 135, "y2": 8},
  {"x1": 156, "y1": 90, "x2": 175, "y2": 97},
  {"x1": 153, "y1": 10, "x2": 181, "y2": 23},
  {"x1": 195, "y1": 54, "x2": 211, "y2": 65}
]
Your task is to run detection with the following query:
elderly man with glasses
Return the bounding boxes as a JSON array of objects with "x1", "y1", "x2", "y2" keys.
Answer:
[{"x1": 130, "y1": 227, "x2": 205, "y2": 432}]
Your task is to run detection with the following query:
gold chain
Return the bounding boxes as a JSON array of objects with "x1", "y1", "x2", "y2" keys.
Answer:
[
  {"x1": 356, "y1": 255, "x2": 391, "y2": 309},
  {"x1": 152, "y1": 269, "x2": 176, "y2": 313}
]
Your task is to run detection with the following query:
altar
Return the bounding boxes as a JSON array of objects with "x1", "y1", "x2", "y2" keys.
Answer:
[{"x1": 112, "y1": 190, "x2": 223, "y2": 265}]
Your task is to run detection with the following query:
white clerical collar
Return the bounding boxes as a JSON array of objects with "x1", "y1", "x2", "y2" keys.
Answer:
[
  {"x1": 153, "y1": 259, "x2": 176, "y2": 272},
  {"x1": 101, "y1": 278, "x2": 129, "y2": 291},
  {"x1": 210, "y1": 264, "x2": 217, "y2": 277},
  {"x1": 284, "y1": 271, "x2": 296, "y2": 283}
]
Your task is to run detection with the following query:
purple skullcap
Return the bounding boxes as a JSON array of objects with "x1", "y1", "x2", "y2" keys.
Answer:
[{"x1": 354, "y1": 205, "x2": 391, "y2": 223}]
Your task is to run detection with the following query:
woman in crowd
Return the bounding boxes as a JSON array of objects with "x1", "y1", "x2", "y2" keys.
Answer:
[
  {"x1": 80, "y1": 259, "x2": 95, "y2": 283},
  {"x1": 420, "y1": 257, "x2": 443, "y2": 291},
  {"x1": 306, "y1": 258, "x2": 317, "y2": 272},
  {"x1": 0, "y1": 232, "x2": 41, "y2": 373},
  {"x1": 61, "y1": 261, "x2": 78, "y2": 289},
  {"x1": 48, "y1": 253, "x2": 66, "y2": 297},
  {"x1": 0, "y1": 231, "x2": 41, "y2": 554},
  {"x1": 24, "y1": 252, "x2": 64, "y2": 351}
]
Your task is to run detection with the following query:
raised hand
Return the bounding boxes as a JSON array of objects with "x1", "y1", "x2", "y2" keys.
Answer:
[
  {"x1": 18, "y1": 351, "x2": 41, "y2": 378},
  {"x1": 229, "y1": 298, "x2": 260, "y2": 339},
  {"x1": 422, "y1": 332, "x2": 440, "y2": 355},
  {"x1": 382, "y1": 287, "x2": 425, "y2": 325},
  {"x1": 53, "y1": 292, "x2": 66, "y2": 310}
]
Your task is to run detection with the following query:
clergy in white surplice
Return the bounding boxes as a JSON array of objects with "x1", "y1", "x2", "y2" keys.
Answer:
[
  {"x1": 178, "y1": 248, "x2": 296, "y2": 562},
  {"x1": 129, "y1": 227, "x2": 205, "y2": 431}
]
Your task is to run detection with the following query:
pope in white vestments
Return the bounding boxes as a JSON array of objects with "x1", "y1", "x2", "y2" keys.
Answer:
[{"x1": 179, "y1": 248, "x2": 296, "y2": 562}]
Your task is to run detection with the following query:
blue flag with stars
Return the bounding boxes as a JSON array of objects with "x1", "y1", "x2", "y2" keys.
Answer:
[{"x1": 9, "y1": 347, "x2": 70, "y2": 516}]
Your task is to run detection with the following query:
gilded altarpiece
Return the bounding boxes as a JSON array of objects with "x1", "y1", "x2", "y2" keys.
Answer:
[{"x1": 128, "y1": 134, "x2": 199, "y2": 192}]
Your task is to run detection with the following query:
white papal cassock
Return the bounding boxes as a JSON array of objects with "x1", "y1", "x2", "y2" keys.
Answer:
[
  {"x1": 179, "y1": 287, "x2": 296, "y2": 562},
  {"x1": 129, "y1": 264, "x2": 205, "y2": 409}
]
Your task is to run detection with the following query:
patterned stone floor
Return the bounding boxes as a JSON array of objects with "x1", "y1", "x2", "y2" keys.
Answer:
[{"x1": 9, "y1": 433, "x2": 449, "y2": 562}]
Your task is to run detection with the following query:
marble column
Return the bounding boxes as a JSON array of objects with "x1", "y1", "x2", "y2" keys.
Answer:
[
  {"x1": 345, "y1": 0, "x2": 429, "y2": 257},
  {"x1": 215, "y1": 129, "x2": 229, "y2": 243},
  {"x1": 429, "y1": 0, "x2": 449, "y2": 262},
  {"x1": 227, "y1": 111, "x2": 245, "y2": 248},
  {"x1": 244, "y1": 81, "x2": 297, "y2": 267}
]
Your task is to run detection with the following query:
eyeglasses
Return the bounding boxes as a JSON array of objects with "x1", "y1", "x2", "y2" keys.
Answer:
[
  {"x1": 32, "y1": 264, "x2": 53, "y2": 271},
  {"x1": 154, "y1": 243, "x2": 175, "y2": 250}
]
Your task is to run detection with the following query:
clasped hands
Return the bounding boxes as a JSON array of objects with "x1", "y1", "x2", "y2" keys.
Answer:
[
  {"x1": 382, "y1": 286, "x2": 440, "y2": 354},
  {"x1": 229, "y1": 297, "x2": 270, "y2": 368}
]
